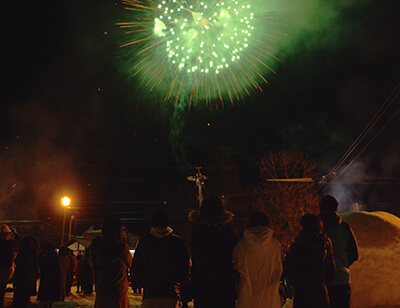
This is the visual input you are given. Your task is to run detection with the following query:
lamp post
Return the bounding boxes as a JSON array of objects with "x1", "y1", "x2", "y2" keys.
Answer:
[
  {"x1": 68, "y1": 215, "x2": 75, "y2": 241},
  {"x1": 61, "y1": 196, "x2": 71, "y2": 246}
]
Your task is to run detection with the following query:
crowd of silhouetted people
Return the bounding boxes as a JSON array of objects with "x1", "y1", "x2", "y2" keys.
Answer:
[
  {"x1": 0, "y1": 227, "x2": 93, "y2": 308},
  {"x1": 0, "y1": 194, "x2": 359, "y2": 308}
]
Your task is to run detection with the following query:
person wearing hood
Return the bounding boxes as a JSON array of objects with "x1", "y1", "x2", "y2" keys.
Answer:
[
  {"x1": 319, "y1": 195, "x2": 359, "y2": 308},
  {"x1": 285, "y1": 214, "x2": 336, "y2": 308},
  {"x1": 88, "y1": 216, "x2": 133, "y2": 308},
  {"x1": 131, "y1": 207, "x2": 190, "y2": 308},
  {"x1": 189, "y1": 196, "x2": 238, "y2": 308},
  {"x1": 233, "y1": 211, "x2": 282, "y2": 308}
]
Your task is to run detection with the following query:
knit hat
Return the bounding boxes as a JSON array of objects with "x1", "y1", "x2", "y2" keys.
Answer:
[{"x1": 0, "y1": 224, "x2": 11, "y2": 233}]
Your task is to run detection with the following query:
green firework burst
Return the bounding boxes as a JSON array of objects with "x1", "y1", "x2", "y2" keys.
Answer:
[{"x1": 117, "y1": 0, "x2": 285, "y2": 107}]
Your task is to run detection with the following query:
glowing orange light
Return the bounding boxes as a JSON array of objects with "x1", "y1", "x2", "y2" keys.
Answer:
[{"x1": 61, "y1": 196, "x2": 71, "y2": 208}]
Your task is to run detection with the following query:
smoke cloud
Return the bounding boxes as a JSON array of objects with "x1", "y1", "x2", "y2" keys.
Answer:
[{"x1": 326, "y1": 161, "x2": 368, "y2": 212}]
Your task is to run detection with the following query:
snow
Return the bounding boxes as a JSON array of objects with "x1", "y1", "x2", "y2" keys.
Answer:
[
  {"x1": 341, "y1": 211, "x2": 400, "y2": 308},
  {"x1": 4, "y1": 285, "x2": 194, "y2": 308}
]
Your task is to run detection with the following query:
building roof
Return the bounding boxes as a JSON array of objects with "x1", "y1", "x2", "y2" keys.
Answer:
[{"x1": 63, "y1": 237, "x2": 92, "y2": 249}]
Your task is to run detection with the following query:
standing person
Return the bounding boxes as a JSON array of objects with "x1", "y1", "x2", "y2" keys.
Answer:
[
  {"x1": 233, "y1": 211, "x2": 283, "y2": 308},
  {"x1": 37, "y1": 242, "x2": 61, "y2": 308},
  {"x1": 12, "y1": 235, "x2": 39, "y2": 308},
  {"x1": 319, "y1": 195, "x2": 359, "y2": 308},
  {"x1": 58, "y1": 247, "x2": 70, "y2": 301},
  {"x1": 81, "y1": 253, "x2": 94, "y2": 295},
  {"x1": 285, "y1": 214, "x2": 336, "y2": 308},
  {"x1": 89, "y1": 216, "x2": 132, "y2": 308},
  {"x1": 66, "y1": 249, "x2": 76, "y2": 296},
  {"x1": 189, "y1": 196, "x2": 238, "y2": 308},
  {"x1": 0, "y1": 225, "x2": 19, "y2": 308},
  {"x1": 131, "y1": 207, "x2": 190, "y2": 308},
  {"x1": 75, "y1": 253, "x2": 83, "y2": 293}
]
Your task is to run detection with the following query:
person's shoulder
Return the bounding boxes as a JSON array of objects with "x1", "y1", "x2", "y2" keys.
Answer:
[
  {"x1": 338, "y1": 220, "x2": 354, "y2": 234},
  {"x1": 136, "y1": 234, "x2": 152, "y2": 246},
  {"x1": 90, "y1": 236, "x2": 102, "y2": 247},
  {"x1": 169, "y1": 233, "x2": 188, "y2": 247},
  {"x1": 339, "y1": 220, "x2": 351, "y2": 229},
  {"x1": 271, "y1": 237, "x2": 282, "y2": 250},
  {"x1": 170, "y1": 233, "x2": 183, "y2": 240},
  {"x1": 0, "y1": 238, "x2": 10, "y2": 248}
]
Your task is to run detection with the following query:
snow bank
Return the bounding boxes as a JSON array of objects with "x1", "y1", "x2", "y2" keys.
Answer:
[{"x1": 341, "y1": 211, "x2": 400, "y2": 308}]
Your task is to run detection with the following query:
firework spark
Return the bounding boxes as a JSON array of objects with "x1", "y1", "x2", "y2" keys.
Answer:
[{"x1": 118, "y1": 0, "x2": 285, "y2": 107}]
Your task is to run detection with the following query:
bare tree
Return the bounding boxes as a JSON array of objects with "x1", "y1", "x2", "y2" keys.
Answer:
[{"x1": 255, "y1": 151, "x2": 320, "y2": 252}]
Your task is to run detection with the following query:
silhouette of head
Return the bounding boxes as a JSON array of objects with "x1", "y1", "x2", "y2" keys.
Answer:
[
  {"x1": 152, "y1": 207, "x2": 171, "y2": 228},
  {"x1": 245, "y1": 211, "x2": 270, "y2": 228},
  {"x1": 101, "y1": 216, "x2": 122, "y2": 242},
  {"x1": 20, "y1": 235, "x2": 38, "y2": 254},
  {"x1": 200, "y1": 196, "x2": 224, "y2": 219},
  {"x1": 301, "y1": 213, "x2": 323, "y2": 234},
  {"x1": 319, "y1": 195, "x2": 339, "y2": 213}
]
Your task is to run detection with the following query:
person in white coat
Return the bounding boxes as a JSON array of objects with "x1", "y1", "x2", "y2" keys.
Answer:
[{"x1": 233, "y1": 211, "x2": 283, "y2": 308}]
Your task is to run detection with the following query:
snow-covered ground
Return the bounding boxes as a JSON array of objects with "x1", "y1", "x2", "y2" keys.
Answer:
[
  {"x1": 4, "y1": 285, "x2": 194, "y2": 307},
  {"x1": 342, "y1": 211, "x2": 400, "y2": 308}
]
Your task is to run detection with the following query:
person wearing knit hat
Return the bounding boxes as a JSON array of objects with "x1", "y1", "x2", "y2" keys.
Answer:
[
  {"x1": 0, "y1": 225, "x2": 11, "y2": 239},
  {"x1": 319, "y1": 195, "x2": 359, "y2": 308}
]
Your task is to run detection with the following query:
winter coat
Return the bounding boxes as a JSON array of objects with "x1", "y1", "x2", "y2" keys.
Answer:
[
  {"x1": 0, "y1": 238, "x2": 15, "y2": 268},
  {"x1": 37, "y1": 248, "x2": 61, "y2": 302},
  {"x1": 81, "y1": 257, "x2": 94, "y2": 294},
  {"x1": 89, "y1": 236, "x2": 132, "y2": 308},
  {"x1": 58, "y1": 253, "x2": 70, "y2": 298},
  {"x1": 285, "y1": 232, "x2": 336, "y2": 308},
  {"x1": 131, "y1": 227, "x2": 190, "y2": 300},
  {"x1": 319, "y1": 212, "x2": 359, "y2": 286},
  {"x1": 233, "y1": 226, "x2": 282, "y2": 308},
  {"x1": 13, "y1": 237, "x2": 39, "y2": 307},
  {"x1": 189, "y1": 210, "x2": 238, "y2": 308}
]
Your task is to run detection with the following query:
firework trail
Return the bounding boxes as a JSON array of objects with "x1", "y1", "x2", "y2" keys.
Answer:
[
  {"x1": 169, "y1": 101, "x2": 192, "y2": 170},
  {"x1": 117, "y1": 0, "x2": 285, "y2": 107}
]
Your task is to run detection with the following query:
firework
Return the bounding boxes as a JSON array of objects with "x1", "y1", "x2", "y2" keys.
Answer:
[{"x1": 118, "y1": 0, "x2": 285, "y2": 107}]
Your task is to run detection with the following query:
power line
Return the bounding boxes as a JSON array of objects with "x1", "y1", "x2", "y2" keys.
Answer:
[
  {"x1": 333, "y1": 103, "x2": 400, "y2": 182},
  {"x1": 331, "y1": 82, "x2": 400, "y2": 177},
  {"x1": 321, "y1": 82, "x2": 400, "y2": 185}
]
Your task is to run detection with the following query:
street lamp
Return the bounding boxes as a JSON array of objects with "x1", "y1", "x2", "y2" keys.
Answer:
[
  {"x1": 68, "y1": 215, "x2": 75, "y2": 241},
  {"x1": 61, "y1": 196, "x2": 71, "y2": 246}
]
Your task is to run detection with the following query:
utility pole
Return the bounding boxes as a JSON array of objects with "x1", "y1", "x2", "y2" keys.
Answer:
[{"x1": 187, "y1": 166, "x2": 207, "y2": 207}]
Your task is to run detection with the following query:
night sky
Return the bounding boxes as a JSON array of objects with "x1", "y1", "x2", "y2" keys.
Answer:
[{"x1": 1, "y1": 0, "x2": 400, "y2": 233}]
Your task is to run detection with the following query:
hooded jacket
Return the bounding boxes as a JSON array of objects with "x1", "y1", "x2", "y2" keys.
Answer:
[
  {"x1": 319, "y1": 212, "x2": 359, "y2": 285},
  {"x1": 131, "y1": 227, "x2": 190, "y2": 300},
  {"x1": 233, "y1": 226, "x2": 282, "y2": 308}
]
